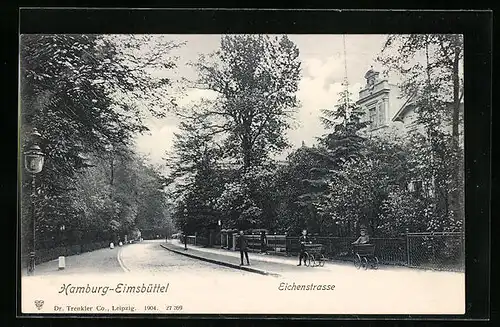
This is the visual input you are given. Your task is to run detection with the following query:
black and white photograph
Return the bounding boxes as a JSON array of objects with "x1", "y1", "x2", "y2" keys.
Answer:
[{"x1": 19, "y1": 30, "x2": 468, "y2": 315}]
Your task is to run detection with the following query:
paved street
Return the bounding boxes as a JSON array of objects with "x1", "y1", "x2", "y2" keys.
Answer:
[
  {"x1": 119, "y1": 240, "x2": 254, "y2": 277},
  {"x1": 22, "y1": 239, "x2": 467, "y2": 281},
  {"x1": 164, "y1": 240, "x2": 465, "y2": 313},
  {"x1": 21, "y1": 240, "x2": 256, "y2": 277},
  {"x1": 165, "y1": 240, "x2": 314, "y2": 276},
  {"x1": 20, "y1": 239, "x2": 465, "y2": 314}
]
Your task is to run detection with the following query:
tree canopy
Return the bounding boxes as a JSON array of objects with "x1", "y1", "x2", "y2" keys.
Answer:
[{"x1": 20, "y1": 34, "x2": 180, "y2": 251}]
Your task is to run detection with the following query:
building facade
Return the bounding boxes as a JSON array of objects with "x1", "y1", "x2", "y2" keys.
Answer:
[
  {"x1": 356, "y1": 66, "x2": 463, "y2": 143},
  {"x1": 355, "y1": 66, "x2": 464, "y2": 197},
  {"x1": 356, "y1": 67, "x2": 407, "y2": 137}
]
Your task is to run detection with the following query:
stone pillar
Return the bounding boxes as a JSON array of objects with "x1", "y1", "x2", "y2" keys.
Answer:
[
  {"x1": 383, "y1": 97, "x2": 389, "y2": 125},
  {"x1": 232, "y1": 233, "x2": 237, "y2": 251},
  {"x1": 58, "y1": 256, "x2": 65, "y2": 270}
]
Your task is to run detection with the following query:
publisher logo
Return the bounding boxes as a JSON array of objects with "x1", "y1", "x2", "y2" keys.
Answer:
[{"x1": 34, "y1": 300, "x2": 44, "y2": 310}]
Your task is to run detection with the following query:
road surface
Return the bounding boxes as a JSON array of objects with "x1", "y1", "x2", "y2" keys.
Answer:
[
  {"x1": 20, "y1": 240, "x2": 465, "y2": 314},
  {"x1": 21, "y1": 240, "x2": 257, "y2": 277}
]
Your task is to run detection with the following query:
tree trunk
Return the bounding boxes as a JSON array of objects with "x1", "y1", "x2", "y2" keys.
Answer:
[
  {"x1": 452, "y1": 44, "x2": 461, "y2": 146},
  {"x1": 242, "y1": 136, "x2": 252, "y2": 170},
  {"x1": 110, "y1": 154, "x2": 114, "y2": 186},
  {"x1": 450, "y1": 43, "x2": 462, "y2": 225}
]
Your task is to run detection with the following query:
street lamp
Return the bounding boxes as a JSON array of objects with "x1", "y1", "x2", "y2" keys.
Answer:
[
  {"x1": 24, "y1": 128, "x2": 45, "y2": 275},
  {"x1": 218, "y1": 220, "x2": 222, "y2": 249},
  {"x1": 60, "y1": 224, "x2": 66, "y2": 251},
  {"x1": 183, "y1": 208, "x2": 188, "y2": 250},
  {"x1": 59, "y1": 224, "x2": 66, "y2": 270}
]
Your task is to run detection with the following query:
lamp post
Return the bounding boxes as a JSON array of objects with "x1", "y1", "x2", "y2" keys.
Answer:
[
  {"x1": 24, "y1": 128, "x2": 45, "y2": 275},
  {"x1": 58, "y1": 224, "x2": 66, "y2": 270},
  {"x1": 60, "y1": 224, "x2": 66, "y2": 253},
  {"x1": 218, "y1": 220, "x2": 222, "y2": 249},
  {"x1": 183, "y1": 208, "x2": 188, "y2": 250}
]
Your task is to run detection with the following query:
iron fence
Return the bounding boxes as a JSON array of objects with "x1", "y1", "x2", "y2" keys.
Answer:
[
  {"x1": 407, "y1": 232, "x2": 465, "y2": 271},
  {"x1": 186, "y1": 235, "x2": 197, "y2": 245},
  {"x1": 284, "y1": 232, "x2": 463, "y2": 270},
  {"x1": 195, "y1": 235, "x2": 209, "y2": 247},
  {"x1": 186, "y1": 230, "x2": 464, "y2": 271},
  {"x1": 20, "y1": 241, "x2": 111, "y2": 266},
  {"x1": 371, "y1": 237, "x2": 407, "y2": 265},
  {"x1": 264, "y1": 235, "x2": 287, "y2": 254},
  {"x1": 20, "y1": 228, "x2": 118, "y2": 267}
]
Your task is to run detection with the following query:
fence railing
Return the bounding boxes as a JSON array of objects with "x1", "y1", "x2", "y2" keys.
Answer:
[
  {"x1": 20, "y1": 229, "x2": 121, "y2": 266},
  {"x1": 406, "y1": 232, "x2": 465, "y2": 271},
  {"x1": 184, "y1": 231, "x2": 464, "y2": 271},
  {"x1": 20, "y1": 240, "x2": 112, "y2": 267},
  {"x1": 186, "y1": 235, "x2": 197, "y2": 245}
]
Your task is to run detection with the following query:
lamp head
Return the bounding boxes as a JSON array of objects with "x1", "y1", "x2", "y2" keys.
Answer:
[{"x1": 24, "y1": 144, "x2": 45, "y2": 174}]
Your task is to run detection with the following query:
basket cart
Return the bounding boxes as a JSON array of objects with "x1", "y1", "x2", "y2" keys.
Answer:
[
  {"x1": 303, "y1": 243, "x2": 326, "y2": 267},
  {"x1": 353, "y1": 243, "x2": 379, "y2": 270}
]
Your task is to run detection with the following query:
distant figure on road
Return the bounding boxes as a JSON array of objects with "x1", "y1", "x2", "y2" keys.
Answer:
[
  {"x1": 352, "y1": 227, "x2": 370, "y2": 245},
  {"x1": 260, "y1": 230, "x2": 267, "y2": 254},
  {"x1": 297, "y1": 229, "x2": 311, "y2": 266},
  {"x1": 238, "y1": 230, "x2": 250, "y2": 266}
]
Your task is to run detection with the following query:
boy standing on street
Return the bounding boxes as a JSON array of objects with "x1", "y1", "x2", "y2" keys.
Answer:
[
  {"x1": 239, "y1": 230, "x2": 250, "y2": 266},
  {"x1": 297, "y1": 229, "x2": 310, "y2": 266}
]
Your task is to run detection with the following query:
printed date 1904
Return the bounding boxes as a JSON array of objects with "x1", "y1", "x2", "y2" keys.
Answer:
[{"x1": 143, "y1": 305, "x2": 183, "y2": 312}]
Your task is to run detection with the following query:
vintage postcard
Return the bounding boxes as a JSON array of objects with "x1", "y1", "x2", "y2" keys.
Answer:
[{"x1": 19, "y1": 31, "x2": 466, "y2": 315}]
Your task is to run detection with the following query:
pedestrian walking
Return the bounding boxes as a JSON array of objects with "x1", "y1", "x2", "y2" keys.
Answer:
[
  {"x1": 238, "y1": 230, "x2": 250, "y2": 266},
  {"x1": 297, "y1": 229, "x2": 311, "y2": 266}
]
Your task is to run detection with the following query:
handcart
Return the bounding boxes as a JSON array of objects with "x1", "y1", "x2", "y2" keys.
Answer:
[
  {"x1": 303, "y1": 243, "x2": 326, "y2": 267},
  {"x1": 353, "y1": 243, "x2": 379, "y2": 270}
]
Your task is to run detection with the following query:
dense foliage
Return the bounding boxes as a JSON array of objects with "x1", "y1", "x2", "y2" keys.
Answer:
[
  {"x1": 20, "y1": 34, "x2": 179, "y2": 252},
  {"x1": 21, "y1": 33, "x2": 464, "y2": 257},
  {"x1": 168, "y1": 34, "x2": 464, "y2": 238}
]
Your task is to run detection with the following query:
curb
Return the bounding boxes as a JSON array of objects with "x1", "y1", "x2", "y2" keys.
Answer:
[
  {"x1": 117, "y1": 247, "x2": 130, "y2": 272},
  {"x1": 160, "y1": 244, "x2": 281, "y2": 277}
]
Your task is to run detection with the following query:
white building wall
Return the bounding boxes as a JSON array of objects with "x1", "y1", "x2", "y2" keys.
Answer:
[{"x1": 355, "y1": 68, "x2": 464, "y2": 148}]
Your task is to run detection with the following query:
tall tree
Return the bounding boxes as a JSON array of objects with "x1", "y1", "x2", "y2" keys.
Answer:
[
  {"x1": 20, "y1": 34, "x2": 181, "y2": 249},
  {"x1": 167, "y1": 35, "x2": 301, "y2": 233},
  {"x1": 166, "y1": 119, "x2": 226, "y2": 236},
  {"x1": 187, "y1": 34, "x2": 302, "y2": 170},
  {"x1": 295, "y1": 89, "x2": 369, "y2": 232},
  {"x1": 377, "y1": 34, "x2": 464, "y2": 226},
  {"x1": 271, "y1": 146, "x2": 323, "y2": 234}
]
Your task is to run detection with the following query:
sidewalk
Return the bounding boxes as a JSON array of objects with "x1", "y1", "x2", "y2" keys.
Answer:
[
  {"x1": 161, "y1": 240, "x2": 445, "y2": 275},
  {"x1": 162, "y1": 240, "x2": 346, "y2": 277},
  {"x1": 20, "y1": 245, "x2": 124, "y2": 277}
]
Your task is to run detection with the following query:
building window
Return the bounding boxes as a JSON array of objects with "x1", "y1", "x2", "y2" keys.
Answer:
[
  {"x1": 369, "y1": 106, "x2": 376, "y2": 128},
  {"x1": 377, "y1": 103, "x2": 385, "y2": 126},
  {"x1": 368, "y1": 103, "x2": 385, "y2": 129}
]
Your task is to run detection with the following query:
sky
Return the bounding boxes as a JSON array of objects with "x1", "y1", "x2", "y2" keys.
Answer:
[{"x1": 133, "y1": 34, "x2": 389, "y2": 167}]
